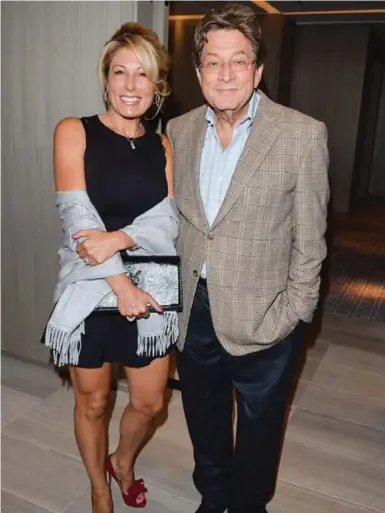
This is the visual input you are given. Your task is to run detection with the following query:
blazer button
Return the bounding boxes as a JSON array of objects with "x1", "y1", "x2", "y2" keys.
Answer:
[
  {"x1": 193, "y1": 270, "x2": 198, "y2": 277},
  {"x1": 208, "y1": 233, "x2": 214, "y2": 240}
]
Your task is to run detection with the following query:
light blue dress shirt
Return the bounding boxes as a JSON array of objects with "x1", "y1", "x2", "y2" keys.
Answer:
[{"x1": 200, "y1": 91, "x2": 261, "y2": 279}]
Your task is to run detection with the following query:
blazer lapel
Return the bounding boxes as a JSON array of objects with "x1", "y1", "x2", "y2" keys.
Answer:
[
  {"x1": 211, "y1": 93, "x2": 281, "y2": 230},
  {"x1": 186, "y1": 107, "x2": 210, "y2": 230}
]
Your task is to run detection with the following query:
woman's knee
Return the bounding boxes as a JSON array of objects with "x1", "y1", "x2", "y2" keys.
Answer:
[
  {"x1": 130, "y1": 393, "x2": 164, "y2": 419},
  {"x1": 75, "y1": 392, "x2": 110, "y2": 422}
]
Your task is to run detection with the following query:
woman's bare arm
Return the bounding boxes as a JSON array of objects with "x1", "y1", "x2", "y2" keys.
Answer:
[{"x1": 161, "y1": 134, "x2": 174, "y2": 198}]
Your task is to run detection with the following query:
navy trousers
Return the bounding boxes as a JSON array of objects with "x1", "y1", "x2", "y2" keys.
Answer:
[{"x1": 178, "y1": 280, "x2": 303, "y2": 513}]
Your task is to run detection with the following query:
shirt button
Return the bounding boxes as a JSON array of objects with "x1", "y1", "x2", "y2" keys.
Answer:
[
  {"x1": 208, "y1": 234, "x2": 214, "y2": 240},
  {"x1": 193, "y1": 270, "x2": 198, "y2": 277}
]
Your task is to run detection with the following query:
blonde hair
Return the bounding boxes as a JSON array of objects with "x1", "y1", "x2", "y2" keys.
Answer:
[{"x1": 98, "y1": 22, "x2": 170, "y2": 113}]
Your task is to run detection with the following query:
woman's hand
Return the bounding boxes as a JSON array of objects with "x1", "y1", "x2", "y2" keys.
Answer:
[
  {"x1": 112, "y1": 277, "x2": 163, "y2": 319},
  {"x1": 73, "y1": 229, "x2": 133, "y2": 265}
]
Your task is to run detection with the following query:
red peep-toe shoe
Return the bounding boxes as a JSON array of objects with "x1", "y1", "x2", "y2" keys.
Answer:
[{"x1": 106, "y1": 454, "x2": 147, "y2": 508}]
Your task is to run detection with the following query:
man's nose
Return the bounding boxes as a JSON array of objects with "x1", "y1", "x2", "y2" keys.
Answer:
[{"x1": 218, "y1": 62, "x2": 234, "y2": 82}]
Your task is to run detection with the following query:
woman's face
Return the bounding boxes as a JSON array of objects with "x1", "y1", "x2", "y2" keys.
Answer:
[{"x1": 106, "y1": 47, "x2": 155, "y2": 119}]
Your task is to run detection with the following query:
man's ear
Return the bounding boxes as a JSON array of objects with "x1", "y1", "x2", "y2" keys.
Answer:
[
  {"x1": 254, "y1": 64, "x2": 264, "y2": 89},
  {"x1": 195, "y1": 67, "x2": 202, "y2": 86}
]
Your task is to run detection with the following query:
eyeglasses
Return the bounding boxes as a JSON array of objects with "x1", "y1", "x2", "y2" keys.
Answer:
[{"x1": 200, "y1": 58, "x2": 256, "y2": 74}]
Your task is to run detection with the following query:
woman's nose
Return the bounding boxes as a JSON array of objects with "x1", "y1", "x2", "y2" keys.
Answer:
[{"x1": 124, "y1": 74, "x2": 136, "y2": 91}]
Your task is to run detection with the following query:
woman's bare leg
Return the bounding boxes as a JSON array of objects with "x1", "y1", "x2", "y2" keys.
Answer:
[
  {"x1": 70, "y1": 363, "x2": 113, "y2": 513},
  {"x1": 110, "y1": 355, "x2": 170, "y2": 499}
]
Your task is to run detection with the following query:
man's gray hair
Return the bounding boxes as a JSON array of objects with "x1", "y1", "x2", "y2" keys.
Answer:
[{"x1": 193, "y1": 3, "x2": 267, "y2": 68}]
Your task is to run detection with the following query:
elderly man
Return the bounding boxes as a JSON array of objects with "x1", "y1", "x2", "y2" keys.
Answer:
[{"x1": 166, "y1": 4, "x2": 329, "y2": 513}]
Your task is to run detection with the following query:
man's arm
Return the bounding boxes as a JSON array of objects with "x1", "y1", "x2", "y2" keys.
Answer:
[{"x1": 287, "y1": 121, "x2": 330, "y2": 322}]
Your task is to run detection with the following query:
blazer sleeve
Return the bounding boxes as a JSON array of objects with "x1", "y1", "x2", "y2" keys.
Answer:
[{"x1": 287, "y1": 121, "x2": 330, "y2": 322}]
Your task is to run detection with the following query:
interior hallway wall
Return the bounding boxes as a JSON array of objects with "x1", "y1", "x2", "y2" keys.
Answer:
[
  {"x1": 290, "y1": 24, "x2": 370, "y2": 213},
  {"x1": 1, "y1": 1, "x2": 167, "y2": 362},
  {"x1": 370, "y1": 66, "x2": 385, "y2": 197}
]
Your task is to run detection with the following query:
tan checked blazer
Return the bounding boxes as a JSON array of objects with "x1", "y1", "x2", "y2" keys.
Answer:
[{"x1": 166, "y1": 91, "x2": 330, "y2": 355}]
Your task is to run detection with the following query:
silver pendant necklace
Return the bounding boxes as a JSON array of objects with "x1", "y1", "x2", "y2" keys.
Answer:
[
  {"x1": 126, "y1": 136, "x2": 136, "y2": 150},
  {"x1": 125, "y1": 124, "x2": 142, "y2": 150}
]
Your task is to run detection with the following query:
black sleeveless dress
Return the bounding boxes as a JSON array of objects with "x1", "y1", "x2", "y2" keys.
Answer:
[{"x1": 77, "y1": 115, "x2": 169, "y2": 368}]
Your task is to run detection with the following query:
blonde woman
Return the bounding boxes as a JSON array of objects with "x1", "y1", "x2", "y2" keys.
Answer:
[{"x1": 47, "y1": 23, "x2": 176, "y2": 513}]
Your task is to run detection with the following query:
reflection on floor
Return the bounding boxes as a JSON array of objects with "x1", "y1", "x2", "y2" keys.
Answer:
[
  {"x1": 324, "y1": 200, "x2": 385, "y2": 322},
  {"x1": 2, "y1": 311, "x2": 385, "y2": 513}
]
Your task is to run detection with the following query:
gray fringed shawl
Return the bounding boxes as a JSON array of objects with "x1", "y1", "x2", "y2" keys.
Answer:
[{"x1": 45, "y1": 190, "x2": 179, "y2": 367}]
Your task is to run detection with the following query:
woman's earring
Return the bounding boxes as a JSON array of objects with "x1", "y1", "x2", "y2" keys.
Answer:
[
  {"x1": 154, "y1": 91, "x2": 161, "y2": 108},
  {"x1": 104, "y1": 89, "x2": 109, "y2": 104}
]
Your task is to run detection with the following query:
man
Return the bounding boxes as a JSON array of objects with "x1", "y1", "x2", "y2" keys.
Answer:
[{"x1": 166, "y1": 4, "x2": 329, "y2": 513}]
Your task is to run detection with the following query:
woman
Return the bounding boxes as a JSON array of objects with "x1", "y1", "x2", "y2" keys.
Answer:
[{"x1": 46, "y1": 23, "x2": 177, "y2": 513}]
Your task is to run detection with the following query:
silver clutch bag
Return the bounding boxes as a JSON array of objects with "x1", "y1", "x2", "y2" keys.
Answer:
[{"x1": 95, "y1": 255, "x2": 182, "y2": 313}]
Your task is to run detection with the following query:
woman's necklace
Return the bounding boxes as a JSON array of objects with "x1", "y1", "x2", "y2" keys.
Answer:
[
  {"x1": 124, "y1": 123, "x2": 143, "y2": 150},
  {"x1": 126, "y1": 135, "x2": 136, "y2": 150},
  {"x1": 105, "y1": 119, "x2": 143, "y2": 150}
]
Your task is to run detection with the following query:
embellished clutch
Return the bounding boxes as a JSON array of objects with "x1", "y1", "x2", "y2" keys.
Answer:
[{"x1": 95, "y1": 255, "x2": 182, "y2": 313}]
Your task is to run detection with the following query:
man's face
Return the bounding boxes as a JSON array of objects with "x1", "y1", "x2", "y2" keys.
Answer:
[{"x1": 196, "y1": 29, "x2": 263, "y2": 115}]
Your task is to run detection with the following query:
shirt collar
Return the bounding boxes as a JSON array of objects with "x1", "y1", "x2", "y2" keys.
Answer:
[{"x1": 205, "y1": 90, "x2": 260, "y2": 129}]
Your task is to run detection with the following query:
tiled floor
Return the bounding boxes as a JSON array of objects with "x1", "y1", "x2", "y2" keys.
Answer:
[{"x1": 2, "y1": 313, "x2": 385, "y2": 513}]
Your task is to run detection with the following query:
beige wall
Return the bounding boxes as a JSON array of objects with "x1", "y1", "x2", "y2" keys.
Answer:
[{"x1": 1, "y1": 1, "x2": 167, "y2": 362}]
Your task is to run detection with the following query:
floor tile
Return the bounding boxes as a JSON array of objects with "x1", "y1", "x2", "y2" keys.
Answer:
[
  {"x1": 321, "y1": 313, "x2": 385, "y2": 343},
  {"x1": 3, "y1": 416, "x2": 81, "y2": 462},
  {"x1": 319, "y1": 328, "x2": 385, "y2": 355},
  {"x1": 1, "y1": 435, "x2": 88, "y2": 513},
  {"x1": 271, "y1": 481, "x2": 380, "y2": 513},
  {"x1": 23, "y1": 387, "x2": 76, "y2": 432},
  {"x1": 322, "y1": 345, "x2": 385, "y2": 376},
  {"x1": 290, "y1": 379, "x2": 309, "y2": 407},
  {"x1": 1, "y1": 355, "x2": 62, "y2": 399},
  {"x1": 287, "y1": 409, "x2": 385, "y2": 467},
  {"x1": 305, "y1": 338, "x2": 330, "y2": 362},
  {"x1": 311, "y1": 359, "x2": 385, "y2": 401},
  {"x1": 278, "y1": 439, "x2": 385, "y2": 511},
  {"x1": 1, "y1": 490, "x2": 52, "y2": 513},
  {"x1": 1, "y1": 387, "x2": 40, "y2": 423},
  {"x1": 297, "y1": 383, "x2": 385, "y2": 430},
  {"x1": 297, "y1": 357, "x2": 321, "y2": 381}
]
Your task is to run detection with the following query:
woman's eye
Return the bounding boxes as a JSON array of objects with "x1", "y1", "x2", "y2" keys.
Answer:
[
  {"x1": 138, "y1": 72, "x2": 147, "y2": 77},
  {"x1": 114, "y1": 70, "x2": 124, "y2": 75}
]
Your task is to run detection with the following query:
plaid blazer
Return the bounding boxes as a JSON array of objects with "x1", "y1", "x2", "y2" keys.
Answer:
[{"x1": 166, "y1": 91, "x2": 330, "y2": 355}]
